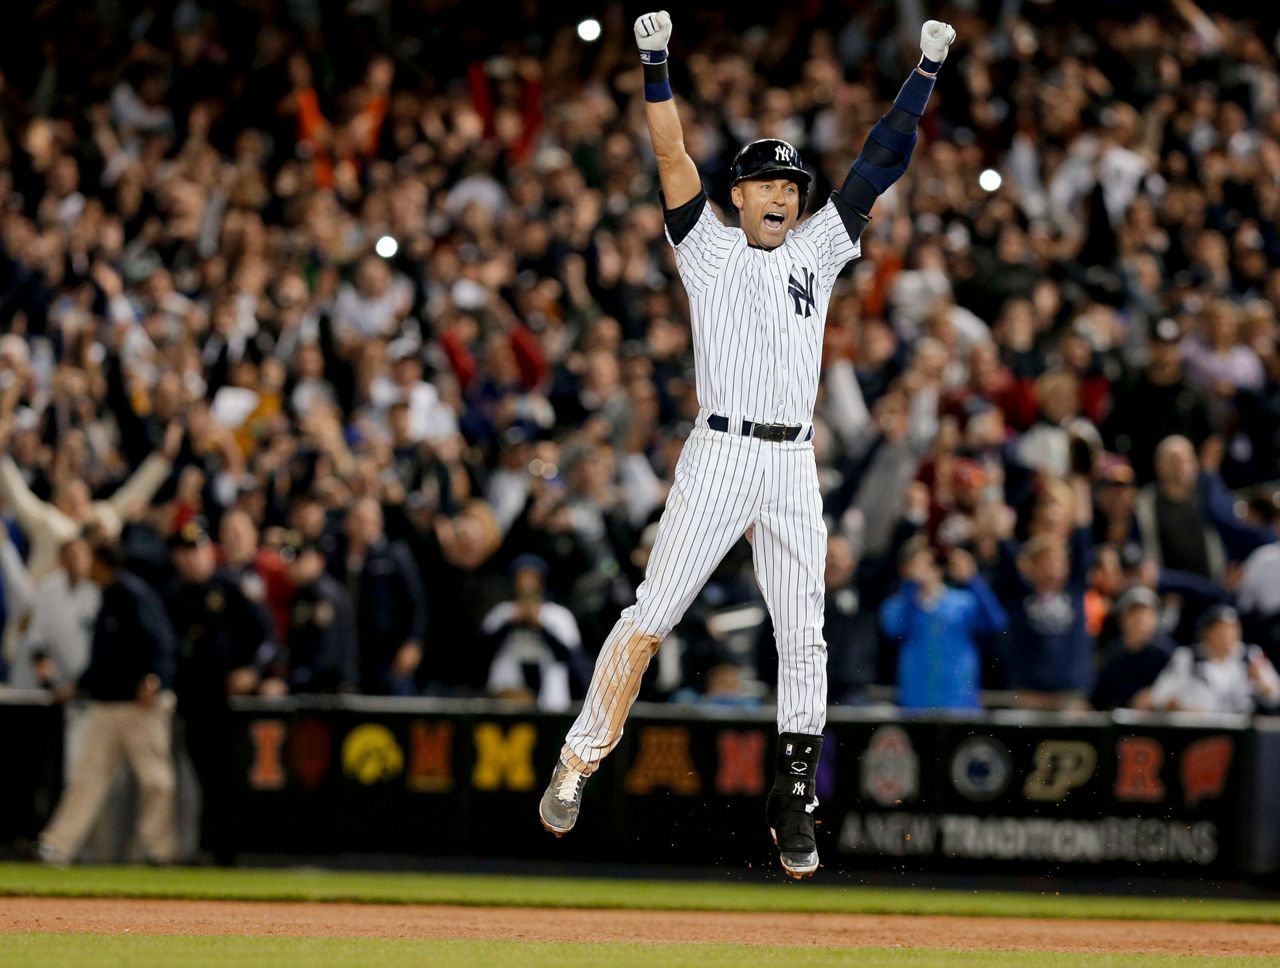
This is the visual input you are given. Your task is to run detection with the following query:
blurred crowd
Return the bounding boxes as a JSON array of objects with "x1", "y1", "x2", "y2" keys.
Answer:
[{"x1": 3, "y1": 0, "x2": 1280, "y2": 776}]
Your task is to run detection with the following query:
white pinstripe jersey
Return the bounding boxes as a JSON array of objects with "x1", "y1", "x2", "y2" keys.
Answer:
[{"x1": 666, "y1": 194, "x2": 861, "y2": 426}]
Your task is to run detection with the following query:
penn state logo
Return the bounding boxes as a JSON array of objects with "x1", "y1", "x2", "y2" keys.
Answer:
[
  {"x1": 788, "y1": 267, "x2": 816, "y2": 318},
  {"x1": 950, "y1": 736, "x2": 1012, "y2": 802}
]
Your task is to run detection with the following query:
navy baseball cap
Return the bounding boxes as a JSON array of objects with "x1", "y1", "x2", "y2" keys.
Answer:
[
  {"x1": 1115, "y1": 586, "x2": 1159, "y2": 615},
  {"x1": 1198, "y1": 604, "x2": 1240, "y2": 633},
  {"x1": 510, "y1": 553, "x2": 549, "y2": 577},
  {"x1": 731, "y1": 139, "x2": 812, "y2": 210}
]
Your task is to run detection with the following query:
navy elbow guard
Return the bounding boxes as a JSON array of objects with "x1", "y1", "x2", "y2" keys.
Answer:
[{"x1": 842, "y1": 67, "x2": 937, "y2": 211}]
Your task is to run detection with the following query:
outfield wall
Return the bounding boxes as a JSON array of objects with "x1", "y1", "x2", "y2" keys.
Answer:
[{"x1": 6, "y1": 694, "x2": 1279, "y2": 876}]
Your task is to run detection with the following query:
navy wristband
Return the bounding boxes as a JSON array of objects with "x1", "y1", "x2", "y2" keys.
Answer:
[
  {"x1": 919, "y1": 55, "x2": 942, "y2": 75},
  {"x1": 643, "y1": 59, "x2": 672, "y2": 102},
  {"x1": 645, "y1": 81, "x2": 673, "y2": 102},
  {"x1": 640, "y1": 48, "x2": 668, "y2": 65}
]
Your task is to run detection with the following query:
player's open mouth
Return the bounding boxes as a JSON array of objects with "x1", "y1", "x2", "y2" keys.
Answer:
[{"x1": 763, "y1": 212, "x2": 785, "y2": 229}]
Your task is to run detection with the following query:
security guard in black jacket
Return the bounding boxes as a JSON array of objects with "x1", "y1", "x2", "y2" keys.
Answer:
[
  {"x1": 38, "y1": 539, "x2": 178, "y2": 866},
  {"x1": 168, "y1": 521, "x2": 274, "y2": 864}
]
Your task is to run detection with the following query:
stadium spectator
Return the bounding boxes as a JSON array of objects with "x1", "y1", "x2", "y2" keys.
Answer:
[
  {"x1": 1235, "y1": 502, "x2": 1280, "y2": 661},
  {"x1": 1103, "y1": 320, "x2": 1213, "y2": 484},
  {"x1": 218, "y1": 509, "x2": 292, "y2": 646},
  {"x1": 1135, "y1": 435, "x2": 1275, "y2": 582},
  {"x1": 880, "y1": 541, "x2": 1007, "y2": 712},
  {"x1": 821, "y1": 531, "x2": 876, "y2": 705},
  {"x1": 1147, "y1": 605, "x2": 1280, "y2": 714},
  {"x1": 330, "y1": 497, "x2": 427, "y2": 695},
  {"x1": 1091, "y1": 586, "x2": 1175, "y2": 710},
  {"x1": 0, "y1": 422, "x2": 178, "y2": 585},
  {"x1": 480, "y1": 554, "x2": 587, "y2": 711},
  {"x1": 1, "y1": 532, "x2": 98, "y2": 693},
  {"x1": 994, "y1": 479, "x2": 1096, "y2": 710}
]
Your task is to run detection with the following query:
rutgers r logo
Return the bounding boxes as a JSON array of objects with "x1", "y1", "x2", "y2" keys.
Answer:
[
  {"x1": 788, "y1": 268, "x2": 816, "y2": 318},
  {"x1": 775, "y1": 143, "x2": 794, "y2": 163}
]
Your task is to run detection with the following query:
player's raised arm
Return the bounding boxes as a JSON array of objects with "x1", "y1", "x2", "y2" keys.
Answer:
[
  {"x1": 635, "y1": 11, "x2": 700, "y2": 209},
  {"x1": 837, "y1": 21, "x2": 957, "y2": 233}
]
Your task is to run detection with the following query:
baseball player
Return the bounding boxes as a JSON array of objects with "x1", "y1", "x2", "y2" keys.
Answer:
[{"x1": 539, "y1": 10, "x2": 956, "y2": 878}]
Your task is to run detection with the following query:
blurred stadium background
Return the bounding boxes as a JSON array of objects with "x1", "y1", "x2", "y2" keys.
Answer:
[{"x1": 2, "y1": 0, "x2": 1280, "y2": 914}]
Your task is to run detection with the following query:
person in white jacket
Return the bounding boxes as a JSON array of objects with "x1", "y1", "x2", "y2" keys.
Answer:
[
  {"x1": 0, "y1": 422, "x2": 179, "y2": 585},
  {"x1": 0, "y1": 423, "x2": 177, "y2": 672},
  {"x1": 1148, "y1": 605, "x2": 1280, "y2": 714},
  {"x1": 1, "y1": 533, "x2": 100, "y2": 693}
]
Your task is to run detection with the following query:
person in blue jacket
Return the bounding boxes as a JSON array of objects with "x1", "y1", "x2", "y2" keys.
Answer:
[{"x1": 880, "y1": 539, "x2": 1008, "y2": 711}]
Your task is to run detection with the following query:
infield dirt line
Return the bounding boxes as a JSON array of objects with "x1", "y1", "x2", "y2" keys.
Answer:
[{"x1": 2, "y1": 898, "x2": 1280, "y2": 956}]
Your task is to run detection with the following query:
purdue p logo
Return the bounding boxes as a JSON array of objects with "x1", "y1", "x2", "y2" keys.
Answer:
[{"x1": 1023, "y1": 741, "x2": 1097, "y2": 801}]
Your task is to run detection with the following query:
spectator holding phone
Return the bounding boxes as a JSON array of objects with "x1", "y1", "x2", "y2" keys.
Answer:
[{"x1": 880, "y1": 540, "x2": 1007, "y2": 711}]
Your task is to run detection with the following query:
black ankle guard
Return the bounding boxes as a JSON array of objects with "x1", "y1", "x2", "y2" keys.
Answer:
[{"x1": 769, "y1": 732, "x2": 823, "y2": 802}]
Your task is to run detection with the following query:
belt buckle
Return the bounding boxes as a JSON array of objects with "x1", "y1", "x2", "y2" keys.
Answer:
[{"x1": 756, "y1": 423, "x2": 792, "y2": 443}]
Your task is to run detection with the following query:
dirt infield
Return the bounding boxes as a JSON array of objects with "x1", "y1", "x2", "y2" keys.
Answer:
[{"x1": 3, "y1": 897, "x2": 1280, "y2": 957}]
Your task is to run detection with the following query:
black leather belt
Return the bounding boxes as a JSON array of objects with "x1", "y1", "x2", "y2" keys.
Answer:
[{"x1": 707, "y1": 413, "x2": 812, "y2": 443}]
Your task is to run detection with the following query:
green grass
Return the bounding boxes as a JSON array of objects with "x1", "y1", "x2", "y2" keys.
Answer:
[
  {"x1": 1, "y1": 936, "x2": 1277, "y2": 968},
  {"x1": 0, "y1": 863, "x2": 1279, "y2": 924}
]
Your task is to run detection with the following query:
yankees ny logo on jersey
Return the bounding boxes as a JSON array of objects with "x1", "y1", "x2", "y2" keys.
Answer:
[{"x1": 788, "y1": 268, "x2": 816, "y2": 318}]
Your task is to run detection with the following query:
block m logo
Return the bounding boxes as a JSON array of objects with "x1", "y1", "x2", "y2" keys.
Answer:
[{"x1": 472, "y1": 722, "x2": 537, "y2": 791}]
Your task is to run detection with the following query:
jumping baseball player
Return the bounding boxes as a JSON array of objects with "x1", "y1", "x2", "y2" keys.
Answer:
[{"x1": 540, "y1": 11, "x2": 956, "y2": 878}]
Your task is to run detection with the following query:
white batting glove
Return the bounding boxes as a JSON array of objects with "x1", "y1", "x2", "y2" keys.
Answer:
[
  {"x1": 634, "y1": 11, "x2": 672, "y2": 61},
  {"x1": 920, "y1": 20, "x2": 957, "y2": 65}
]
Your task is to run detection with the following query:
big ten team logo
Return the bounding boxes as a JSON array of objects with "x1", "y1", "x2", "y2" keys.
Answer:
[
  {"x1": 625, "y1": 726, "x2": 701, "y2": 795},
  {"x1": 1023, "y1": 741, "x2": 1097, "y2": 802},
  {"x1": 407, "y1": 720, "x2": 454, "y2": 793},
  {"x1": 342, "y1": 723, "x2": 404, "y2": 785},
  {"x1": 949, "y1": 736, "x2": 1012, "y2": 802},
  {"x1": 471, "y1": 722, "x2": 537, "y2": 791},
  {"x1": 247, "y1": 718, "x2": 333, "y2": 791},
  {"x1": 248, "y1": 719, "x2": 287, "y2": 790},
  {"x1": 1180, "y1": 735, "x2": 1234, "y2": 807},
  {"x1": 1114, "y1": 736, "x2": 1167, "y2": 802},
  {"x1": 860, "y1": 726, "x2": 920, "y2": 807},
  {"x1": 290, "y1": 718, "x2": 332, "y2": 791},
  {"x1": 716, "y1": 730, "x2": 765, "y2": 795}
]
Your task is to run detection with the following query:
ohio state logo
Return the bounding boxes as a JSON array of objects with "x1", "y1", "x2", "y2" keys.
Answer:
[{"x1": 859, "y1": 726, "x2": 919, "y2": 807}]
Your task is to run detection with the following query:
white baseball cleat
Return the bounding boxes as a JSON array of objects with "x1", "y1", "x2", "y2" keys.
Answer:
[{"x1": 539, "y1": 758, "x2": 589, "y2": 836}]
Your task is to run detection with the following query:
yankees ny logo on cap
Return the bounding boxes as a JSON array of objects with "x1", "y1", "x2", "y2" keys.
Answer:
[{"x1": 775, "y1": 143, "x2": 795, "y2": 163}]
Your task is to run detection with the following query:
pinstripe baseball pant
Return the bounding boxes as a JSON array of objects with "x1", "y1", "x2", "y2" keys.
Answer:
[{"x1": 562, "y1": 418, "x2": 827, "y2": 773}]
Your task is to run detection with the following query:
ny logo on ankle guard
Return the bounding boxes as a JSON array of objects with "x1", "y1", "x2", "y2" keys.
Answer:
[{"x1": 792, "y1": 781, "x2": 806, "y2": 796}]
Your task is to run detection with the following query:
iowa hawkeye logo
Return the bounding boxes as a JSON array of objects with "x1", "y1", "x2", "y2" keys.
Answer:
[{"x1": 788, "y1": 267, "x2": 815, "y2": 318}]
